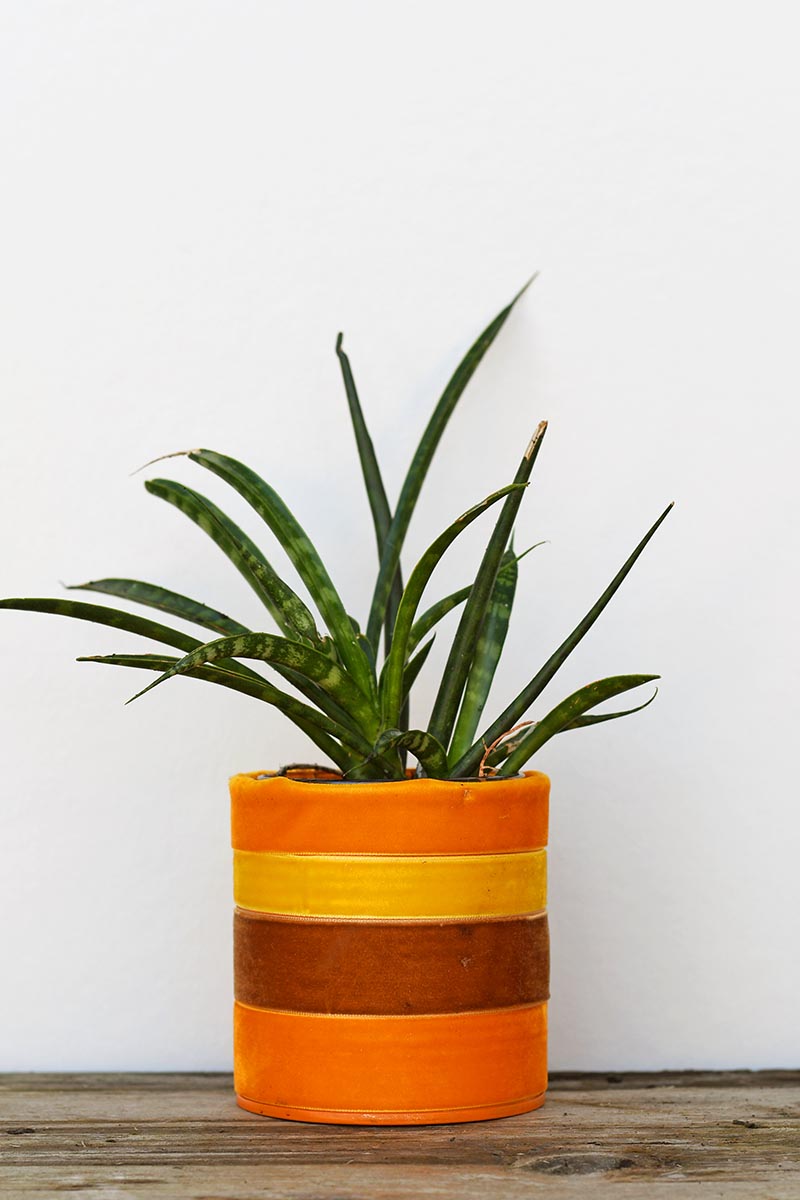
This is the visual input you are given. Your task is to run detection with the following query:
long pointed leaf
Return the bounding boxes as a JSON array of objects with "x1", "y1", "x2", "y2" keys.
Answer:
[
  {"x1": 0, "y1": 597, "x2": 203, "y2": 653},
  {"x1": 406, "y1": 542, "x2": 544, "y2": 655},
  {"x1": 0, "y1": 597, "x2": 365, "y2": 740},
  {"x1": 448, "y1": 545, "x2": 518, "y2": 764},
  {"x1": 67, "y1": 578, "x2": 250, "y2": 637},
  {"x1": 0, "y1": 594, "x2": 275, "y2": 693},
  {"x1": 77, "y1": 653, "x2": 360, "y2": 770},
  {"x1": 428, "y1": 423, "x2": 547, "y2": 754},
  {"x1": 407, "y1": 585, "x2": 471, "y2": 656},
  {"x1": 497, "y1": 675, "x2": 659, "y2": 775},
  {"x1": 184, "y1": 450, "x2": 375, "y2": 701},
  {"x1": 450, "y1": 502, "x2": 674, "y2": 778},
  {"x1": 402, "y1": 635, "x2": 435, "y2": 701},
  {"x1": 379, "y1": 483, "x2": 525, "y2": 729},
  {"x1": 336, "y1": 335, "x2": 392, "y2": 550},
  {"x1": 372, "y1": 728, "x2": 448, "y2": 779},
  {"x1": 366, "y1": 276, "x2": 536, "y2": 649},
  {"x1": 124, "y1": 631, "x2": 380, "y2": 737},
  {"x1": 560, "y1": 686, "x2": 659, "y2": 731},
  {"x1": 336, "y1": 333, "x2": 405, "y2": 654},
  {"x1": 64, "y1": 539, "x2": 355, "y2": 732},
  {"x1": 486, "y1": 687, "x2": 659, "y2": 768},
  {"x1": 145, "y1": 478, "x2": 321, "y2": 644}
]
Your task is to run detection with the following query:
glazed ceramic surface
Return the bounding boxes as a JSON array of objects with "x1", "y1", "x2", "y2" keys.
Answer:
[{"x1": 230, "y1": 768, "x2": 550, "y2": 1125}]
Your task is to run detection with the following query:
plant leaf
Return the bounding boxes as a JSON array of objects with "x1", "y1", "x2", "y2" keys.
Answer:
[
  {"x1": 402, "y1": 635, "x2": 435, "y2": 701},
  {"x1": 485, "y1": 687, "x2": 659, "y2": 767},
  {"x1": 379, "y1": 482, "x2": 525, "y2": 729},
  {"x1": 496, "y1": 675, "x2": 660, "y2": 775},
  {"x1": 124, "y1": 631, "x2": 380, "y2": 737},
  {"x1": 407, "y1": 585, "x2": 471, "y2": 656},
  {"x1": 67, "y1": 578, "x2": 250, "y2": 637},
  {"x1": 336, "y1": 334, "x2": 393, "y2": 552},
  {"x1": 184, "y1": 450, "x2": 375, "y2": 701},
  {"x1": 0, "y1": 596, "x2": 203, "y2": 653},
  {"x1": 137, "y1": 484, "x2": 352, "y2": 720},
  {"x1": 428, "y1": 423, "x2": 547, "y2": 755},
  {"x1": 0, "y1": 595, "x2": 276, "y2": 692},
  {"x1": 406, "y1": 542, "x2": 543, "y2": 655},
  {"x1": 65, "y1": 499, "x2": 357, "y2": 729},
  {"x1": 372, "y1": 728, "x2": 448, "y2": 779},
  {"x1": 560, "y1": 686, "x2": 659, "y2": 730},
  {"x1": 450, "y1": 502, "x2": 674, "y2": 778},
  {"x1": 448, "y1": 545, "x2": 518, "y2": 764},
  {"x1": 77, "y1": 653, "x2": 360, "y2": 770},
  {"x1": 336, "y1": 334, "x2": 405, "y2": 653},
  {"x1": 145, "y1": 478, "x2": 321, "y2": 644},
  {"x1": 366, "y1": 276, "x2": 536, "y2": 650}
]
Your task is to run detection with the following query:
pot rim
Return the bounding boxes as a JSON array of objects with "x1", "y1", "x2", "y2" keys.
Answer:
[{"x1": 235, "y1": 766, "x2": 548, "y2": 787}]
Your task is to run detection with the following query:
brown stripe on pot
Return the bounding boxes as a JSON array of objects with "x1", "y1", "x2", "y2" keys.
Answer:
[{"x1": 233, "y1": 910, "x2": 549, "y2": 1016}]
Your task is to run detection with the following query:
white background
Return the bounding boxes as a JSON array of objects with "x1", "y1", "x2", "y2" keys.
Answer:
[{"x1": 1, "y1": 1, "x2": 798, "y2": 1071}]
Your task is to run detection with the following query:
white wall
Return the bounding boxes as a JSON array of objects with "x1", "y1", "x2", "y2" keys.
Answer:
[{"x1": 1, "y1": 1, "x2": 797, "y2": 1071}]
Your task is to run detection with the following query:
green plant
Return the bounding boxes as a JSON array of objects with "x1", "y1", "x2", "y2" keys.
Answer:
[{"x1": 1, "y1": 281, "x2": 671, "y2": 780}]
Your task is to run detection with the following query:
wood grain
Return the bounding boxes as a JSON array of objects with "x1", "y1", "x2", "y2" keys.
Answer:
[{"x1": 1, "y1": 1071, "x2": 798, "y2": 1198}]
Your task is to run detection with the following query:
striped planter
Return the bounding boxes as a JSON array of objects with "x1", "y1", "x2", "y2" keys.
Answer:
[{"x1": 230, "y1": 767, "x2": 550, "y2": 1125}]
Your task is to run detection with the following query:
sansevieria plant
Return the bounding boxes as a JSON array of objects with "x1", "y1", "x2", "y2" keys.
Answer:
[
  {"x1": 1, "y1": 280, "x2": 671, "y2": 782},
  {"x1": 3, "y1": 278, "x2": 674, "y2": 1126}
]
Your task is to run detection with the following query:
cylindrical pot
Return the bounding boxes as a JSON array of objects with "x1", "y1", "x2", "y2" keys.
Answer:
[{"x1": 230, "y1": 767, "x2": 550, "y2": 1125}]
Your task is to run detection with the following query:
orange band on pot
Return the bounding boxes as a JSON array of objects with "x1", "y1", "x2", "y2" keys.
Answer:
[
  {"x1": 233, "y1": 910, "x2": 550, "y2": 1015},
  {"x1": 230, "y1": 770, "x2": 549, "y2": 855},
  {"x1": 233, "y1": 849, "x2": 547, "y2": 919},
  {"x1": 233, "y1": 1000, "x2": 548, "y2": 1124}
]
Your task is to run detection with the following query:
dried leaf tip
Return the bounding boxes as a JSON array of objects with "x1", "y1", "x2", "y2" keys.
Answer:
[
  {"x1": 524, "y1": 421, "x2": 548, "y2": 460},
  {"x1": 129, "y1": 449, "x2": 196, "y2": 477}
]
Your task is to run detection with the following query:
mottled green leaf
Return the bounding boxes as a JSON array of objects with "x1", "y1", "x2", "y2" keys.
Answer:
[
  {"x1": 336, "y1": 333, "x2": 405, "y2": 653},
  {"x1": 77, "y1": 652, "x2": 360, "y2": 770},
  {"x1": 407, "y1": 585, "x2": 471, "y2": 656},
  {"x1": 429, "y1": 423, "x2": 547, "y2": 755},
  {"x1": 497, "y1": 675, "x2": 660, "y2": 775},
  {"x1": 560, "y1": 686, "x2": 658, "y2": 731},
  {"x1": 448, "y1": 545, "x2": 518, "y2": 764},
  {"x1": 406, "y1": 542, "x2": 543, "y2": 655},
  {"x1": 450, "y1": 502, "x2": 674, "y2": 778},
  {"x1": 184, "y1": 450, "x2": 376, "y2": 702},
  {"x1": 0, "y1": 596, "x2": 202, "y2": 653},
  {"x1": 0, "y1": 595, "x2": 273, "y2": 693},
  {"x1": 402, "y1": 636, "x2": 435, "y2": 701},
  {"x1": 485, "y1": 687, "x2": 659, "y2": 768},
  {"x1": 372, "y1": 728, "x2": 448, "y2": 778},
  {"x1": 379, "y1": 483, "x2": 524, "y2": 729},
  {"x1": 124, "y1": 631, "x2": 380, "y2": 738},
  {"x1": 145, "y1": 478, "x2": 320, "y2": 644},
  {"x1": 336, "y1": 333, "x2": 393, "y2": 553},
  {"x1": 67, "y1": 578, "x2": 249, "y2": 638}
]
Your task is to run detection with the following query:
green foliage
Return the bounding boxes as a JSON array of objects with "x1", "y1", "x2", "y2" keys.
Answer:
[{"x1": 2, "y1": 281, "x2": 671, "y2": 780}]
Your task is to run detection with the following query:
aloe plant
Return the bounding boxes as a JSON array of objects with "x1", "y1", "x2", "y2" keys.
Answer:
[{"x1": 1, "y1": 281, "x2": 671, "y2": 781}]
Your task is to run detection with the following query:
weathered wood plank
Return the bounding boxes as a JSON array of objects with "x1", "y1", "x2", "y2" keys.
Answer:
[
  {"x1": 0, "y1": 1072, "x2": 798, "y2": 1199},
  {"x1": 5, "y1": 1166, "x2": 800, "y2": 1200}
]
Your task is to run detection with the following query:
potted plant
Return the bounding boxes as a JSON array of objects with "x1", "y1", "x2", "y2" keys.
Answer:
[{"x1": 1, "y1": 279, "x2": 671, "y2": 1125}]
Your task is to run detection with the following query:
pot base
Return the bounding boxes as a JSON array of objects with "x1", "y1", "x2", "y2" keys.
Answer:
[{"x1": 236, "y1": 1090, "x2": 546, "y2": 1126}]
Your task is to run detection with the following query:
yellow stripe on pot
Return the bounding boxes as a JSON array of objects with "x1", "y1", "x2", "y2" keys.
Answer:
[{"x1": 233, "y1": 850, "x2": 547, "y2": 919}]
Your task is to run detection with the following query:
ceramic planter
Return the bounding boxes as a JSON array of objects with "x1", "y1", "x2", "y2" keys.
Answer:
[{"x1": 230, "y1": 767, "x2": 550, "y2": 1125}]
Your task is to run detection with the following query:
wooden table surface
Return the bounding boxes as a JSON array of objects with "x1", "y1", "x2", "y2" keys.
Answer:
[{"x1": 1, "y1": 1071, "x2": 798, "y2": 1199}]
